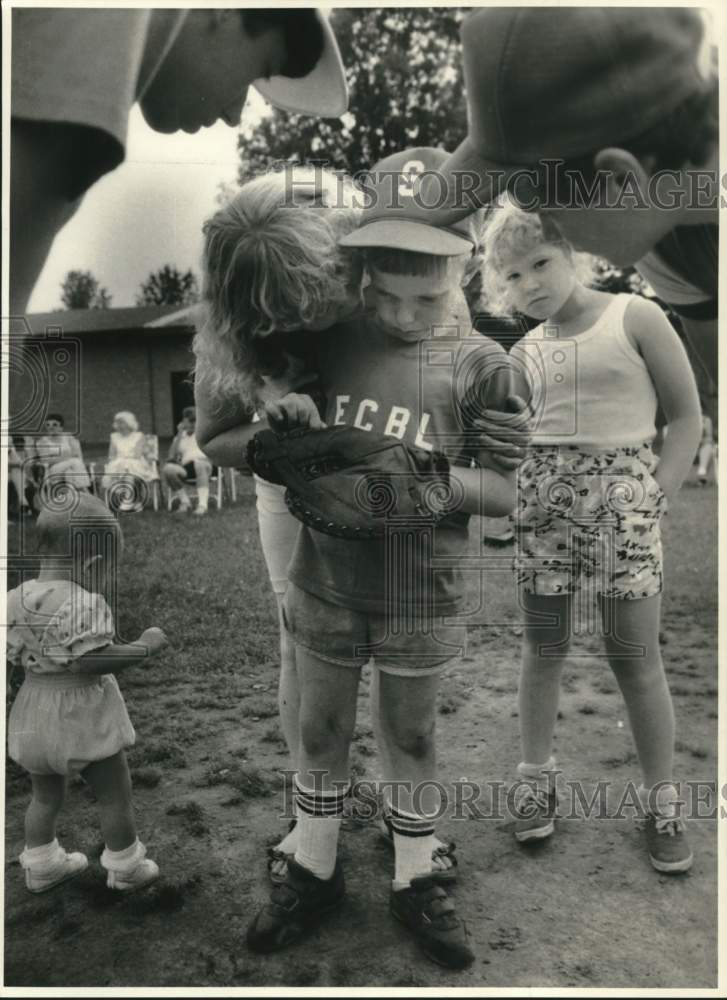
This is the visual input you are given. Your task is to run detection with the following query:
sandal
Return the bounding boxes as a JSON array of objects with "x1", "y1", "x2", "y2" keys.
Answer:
[
  {"x1": 378, "y1": 813, "x2": 458, "y2": 884},
  {"x1": 266, "y1": 818, "x2": 297, "y2": 886}
]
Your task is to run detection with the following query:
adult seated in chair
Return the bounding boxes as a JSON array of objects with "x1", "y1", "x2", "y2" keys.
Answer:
[
  {"x1": 162, "y1": 407, "x2": 212, "y2": 515},
  {"x1": 101, "y1": 411, "x2": 156, "y2": 508},
  {"x1": 33, "y1": 413, "x2": 91, "y2": 496}
]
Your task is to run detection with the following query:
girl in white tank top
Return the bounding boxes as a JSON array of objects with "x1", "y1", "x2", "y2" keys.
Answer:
[{"x1": 483, "y1": 201, "x2": 702, "y2": 874}]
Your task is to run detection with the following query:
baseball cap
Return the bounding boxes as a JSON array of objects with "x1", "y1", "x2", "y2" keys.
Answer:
[
  {"x1": 419, "y1": 7, "x2": 711, "y2": 224},
  {"x1": 339, "y1": 148, "x2": 484, "y2": 256},
  {"x1": 252, "y1": 11, "x2": 348, "y2": 118}
]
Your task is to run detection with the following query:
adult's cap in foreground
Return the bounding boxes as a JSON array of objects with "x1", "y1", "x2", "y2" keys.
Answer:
[
  {"x1": 253, "y1": 10, "x2": 348, "y2": 117},
  {"x1": 339, "y1": 147, "x2": 484, "y2": 256},
  {"x1": 418, "y1": 6, "x2": 712, "y2": 224}
]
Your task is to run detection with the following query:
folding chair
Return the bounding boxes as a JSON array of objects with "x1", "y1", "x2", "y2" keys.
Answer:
[
  {"x1": 96, "y1": 434, "x2": 161, "y2": 511},
  {"x1": 165, "y1": 464, "x2": 239, "y2": 511}
]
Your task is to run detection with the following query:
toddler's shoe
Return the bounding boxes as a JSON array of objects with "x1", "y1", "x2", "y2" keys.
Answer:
[
  {"x1": 390, "y1": 875, "x2": 474, "y2": 969},
  {"x1": 247, "y1": 857, "x2": 345, "y2": 953},
  {"x1": 101, "y1": 839, "x2": 160, "y2": 892},
  {"x1": 20, "y1": 840, "x2": 88, "y2": 893}
]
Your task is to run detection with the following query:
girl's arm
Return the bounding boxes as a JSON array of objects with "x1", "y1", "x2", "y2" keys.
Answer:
[
  {"x1": 625, "y1": 297, "x2": 702, "y2": 500},
  {"x1": 74, "y1": 627, "x2": 169, "y2": 676}
]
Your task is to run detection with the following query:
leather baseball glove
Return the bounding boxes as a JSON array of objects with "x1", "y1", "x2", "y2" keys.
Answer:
[{"x1": 247, "y1": 425, "x2": 455, "y2": 539}]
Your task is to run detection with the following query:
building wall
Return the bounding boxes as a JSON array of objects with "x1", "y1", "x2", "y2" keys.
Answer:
[{"x1": 9, "y1": 329, "x2": 195, "y2": 447}]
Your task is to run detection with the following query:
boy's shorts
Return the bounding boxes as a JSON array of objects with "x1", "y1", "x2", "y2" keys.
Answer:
[
  {"x1": 282, "y1": 582, "x2": 466, "y2": 676},
  {"x1": 515, "y1": 444, "x2": 667, "y2": 601}
]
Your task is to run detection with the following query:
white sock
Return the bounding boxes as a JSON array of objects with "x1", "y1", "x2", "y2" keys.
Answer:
[
  {"x1": 293, "y1": 779, "x2": 347, "y2": 881},
  {"x1": 101, "y1": 838, "x2": 144, "y2": 872},
  {"x1": 276, "y1": 803, "x2": 300, "y2": 854},
  {"x1": 20, "y1": 839, "x2": 61, "y2": 869},
  {"x1": 197, "y1": 486, "x2": 209, "y2": 511},
  {"x1": 517, "y1": 756, "x2": 558, "y2": 790},
  {"x1": 389, "y1": 804, "x2": 437, "y2": 889},
  {"x1": 638, "y1": 782, "x2": 682, "y2": 817}
]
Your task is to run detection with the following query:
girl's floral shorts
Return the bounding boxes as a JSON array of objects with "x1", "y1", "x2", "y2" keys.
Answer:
[{"x1": 515, "y1": 444, "x2": 668, "y2": 601}]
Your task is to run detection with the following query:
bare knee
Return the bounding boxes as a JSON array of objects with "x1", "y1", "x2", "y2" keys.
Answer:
[
  {"x1": 524, "y1": 631, "x2": 570, "y2": 666},
  {"x1": 300, "y1": 712, "x2": 352, "y2": 760},
  {"x1": 386, "y1": 716, "x2": 436, "y2": 761}
]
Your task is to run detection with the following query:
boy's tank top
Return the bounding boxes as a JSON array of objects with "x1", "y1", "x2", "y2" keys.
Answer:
[{"x1": 513, "y1": 293, "x2": 657, "y2": 448}]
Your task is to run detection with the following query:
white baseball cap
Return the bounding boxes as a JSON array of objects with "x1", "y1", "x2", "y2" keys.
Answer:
[{"x1": 253, "y1": 11, "x2": 348, "y2": 118}]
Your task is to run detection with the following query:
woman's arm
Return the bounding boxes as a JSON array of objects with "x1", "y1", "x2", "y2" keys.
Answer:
[
  {"x1": 625, "y1": 297, "x2": 702, "y2": 501},
  {"x1": 107, "y1": 434, "x2": 117, "y2": 463},
  {"x1": 195, "y1": 376, "x2": 261, "y2": 468}
]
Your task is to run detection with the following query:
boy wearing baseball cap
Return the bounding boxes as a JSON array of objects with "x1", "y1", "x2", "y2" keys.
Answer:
[
  {"x1": 11, "y1": 7, "x2": 348, "y2": 315},
  {"x1": 415, "y1": 7, "x2": 718, "y2": 412},
  {"x1": 246, "y1": 148, "x2": 525, "y2": 968}
]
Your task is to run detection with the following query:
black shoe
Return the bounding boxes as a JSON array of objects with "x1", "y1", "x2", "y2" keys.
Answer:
[
  {"x1": 390, "y1": 875, "x2": 474, "y2": 969},
  {"x1": 247, "y1": 858, "x2": 345, "y2": 953}
]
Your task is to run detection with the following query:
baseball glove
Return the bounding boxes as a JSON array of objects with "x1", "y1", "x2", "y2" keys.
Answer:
[{"x1": 247, "y1": 425, "x2": 455, "y2": 539}]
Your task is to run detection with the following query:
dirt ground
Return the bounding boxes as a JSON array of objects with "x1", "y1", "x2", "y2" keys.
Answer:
[{"x1": 4, "y1": 477, "x2": 718, "y2": 989}]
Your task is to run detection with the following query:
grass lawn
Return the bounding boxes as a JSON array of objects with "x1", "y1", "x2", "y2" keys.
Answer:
[{"x1": 4, "y1": 474, "x2": 718, "y2": 988}]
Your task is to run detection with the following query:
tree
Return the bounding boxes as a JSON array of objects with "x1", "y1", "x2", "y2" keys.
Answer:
[
  {"x1": 238, "y1": 8, "x2": 469, "y2": 178},
  {"x1": 136, "y1": 265, "x2": 200, "y2": 307},
  {"x1": 60, "y1": 270, "x2": 112, "y2": 309}
]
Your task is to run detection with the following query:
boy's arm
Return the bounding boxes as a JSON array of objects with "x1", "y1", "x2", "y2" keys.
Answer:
[
  {"x1": 451, "y1": 462, "x2": 517, "y2": 518},
  {"x1": 625, "y1": 297, "x2": 702, "y2": 501},
  {"x1": 461, "y1": 339, "x2": 533, "y2": 471}
]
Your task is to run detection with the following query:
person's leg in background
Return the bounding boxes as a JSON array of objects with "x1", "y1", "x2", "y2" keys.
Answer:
[
  {"x1": 162, "y1": 462, "x2": 191, "y2": 511},
  {"x1": 192, "y1": 458, "x2": 212, "y2": 514}
]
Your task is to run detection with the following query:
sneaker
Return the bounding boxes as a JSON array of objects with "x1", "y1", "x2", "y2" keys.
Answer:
[
  {"x1": 513, "y1": 784, "x2": 557, "y2": 843},
  {"x1": 171, "y1": 495, "x2": 192, "y2": 513},
  {"x1": 21, "y1": 846, "x2": 88, "y2": 894},
  {"x1": 102, "y1": 842, "x2": 160, "y2": 892},
  {"x1": 107, "y1": 857, "x2": 159, "y2": 891},
  {"x1": 247, "y1": 858, "x2": 345, "y2": 953},
  {"x1": 643, "y1": 813, "x2": 693, "y2": 873},
  {"x1": 390, "y1": 876, "x2": 474, "y2": 969}
]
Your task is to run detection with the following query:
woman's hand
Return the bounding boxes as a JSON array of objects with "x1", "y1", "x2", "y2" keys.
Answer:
[{"x1": 264, "y1": 393, "x2": 327, "y2": 432}]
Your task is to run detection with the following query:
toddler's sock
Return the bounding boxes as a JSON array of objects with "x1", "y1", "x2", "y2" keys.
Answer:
[
  {"x1": 20, "y1": 839, "x2": 88, "y2": 893},
  {"x1": 197, "y1": 485, "x2": 209, "y2": 511},
  {"x1": 101, "y1": 838, "x2": 159, "y2": 892}
]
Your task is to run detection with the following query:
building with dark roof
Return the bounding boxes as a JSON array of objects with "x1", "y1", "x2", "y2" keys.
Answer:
[{"x1": 11, "y1": 306, "x2": 199, "y2": 450}]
